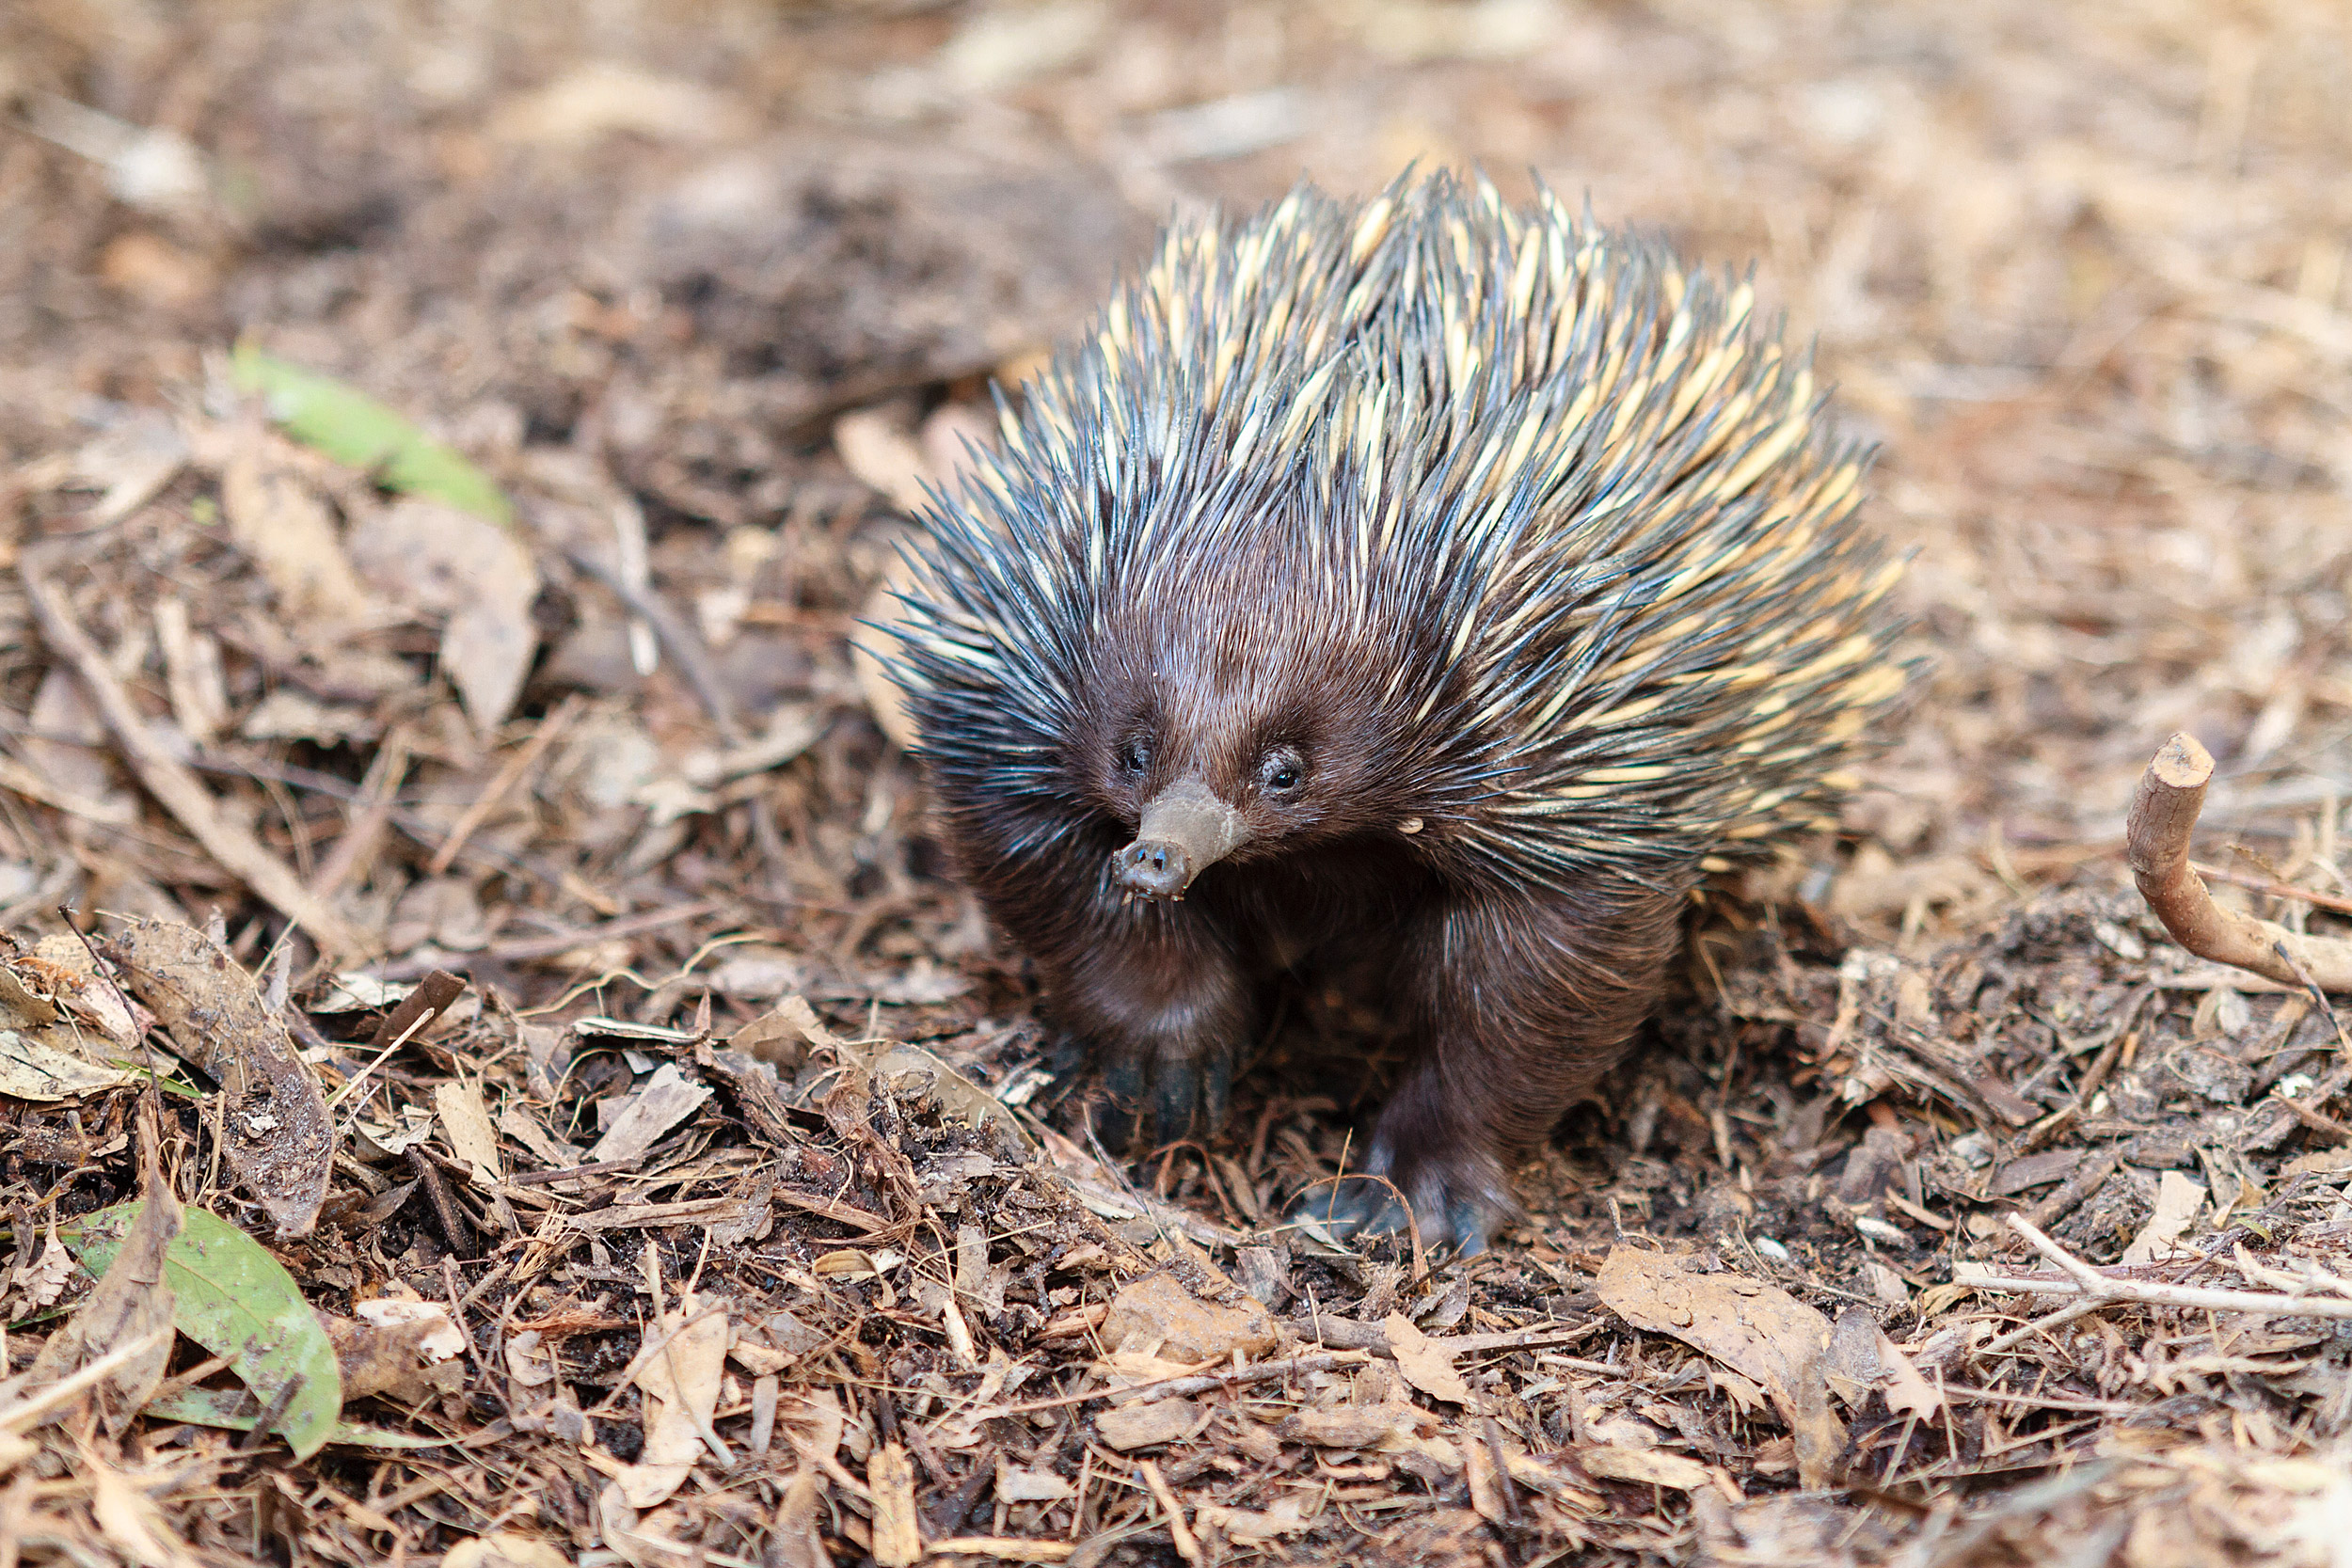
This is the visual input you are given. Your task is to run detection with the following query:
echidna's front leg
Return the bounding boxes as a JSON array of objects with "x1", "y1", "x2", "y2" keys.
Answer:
[
  {"x1": 1037, "y1": 900, "x2": 1256, "y2": 1148},
  {"x1": 1308, "y1": 883, "x2": 1686, "y2": 1254}
]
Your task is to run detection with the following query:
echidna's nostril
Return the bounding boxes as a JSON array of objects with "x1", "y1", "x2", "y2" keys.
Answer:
[{"x1": 1113, "y1": 838, "x2": 1192, "y2": 899}]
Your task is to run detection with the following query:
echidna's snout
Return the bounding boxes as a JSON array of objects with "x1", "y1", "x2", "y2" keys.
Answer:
[{"x1": 1113, "y1": 780, "x2": 1250, "y2": 901}]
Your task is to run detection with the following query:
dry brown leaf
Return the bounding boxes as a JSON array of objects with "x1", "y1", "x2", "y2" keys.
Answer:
[
  {"x1": 346, "y1": 497, "x2": 538, "y2": 735},
  {"x1": 730, "y1": 1008, "x2": 807, "y2": 1068},
  {"x1": 613, "y1": 1291, "x2": 729, "y2": 1508},
  {"x1": 490, "y1": 63, "x2": 748, "y2": 147},
  {"x1": 103, "y1": 919, "x2": 334, "y2": 1236},
  {"x1": 868, "y1": 1040, "x2": 1030, "y2": 1148},
  {"x1": 1385, "y1": 1312, "x2": 1482, "y2": 1408},
  {"x1": 1101, "y1": 1274, "x2": 1275, "y2": 1363},
  {"x1": 89, "y1": 1454, "x2": 201, "y2": 1568},
  {"x1": 24, "y1": 934, "x2": 142, "y2": 1050},
  {"x1": 2122, "y1": 1170, "x2": 2207, "y2": 1265},
  {"x1": 1463, "y1": 1429, "x2": 1511, "y2": 1527},
  {"x1": 594, "y1": 1481, "x2": 690, "y2": 1568},
  {"x1": 22, "y1": 666, "x2": 132, "y2": 822},
  {"x1": 995, "y1": 1461, "x2": 1076, "y2": 1502},
  {"x1": 587, "y1": 1062, "x2": 712, "y2": 1165},
  {"x1": 0, "y1": 963, "x2": 58, "y2": 1031},
  {"x1": 854, "y1": 572, "x2": 921, "y2": 752},
  {"x1": 776, "y1": 1388, "x2": 851, "y2": 1493},
  {"x1": 322, "y1": 1302, "x2": 467, "y2": 1404},
  {"x1": 776, "y1": 993, "x2": 847, "y2": 1051},
  {"x1": 1276, "y1": 1402, "x2": 1423, "y2": 1451},
  {"x1": 11, "y1": 1224, "x2": 77, "y2": 1313},
  {"x1": 220, "y1": 437, "x2": 373, "y2": 624},
  {"x1": 70, "y1": 407, "x2": 188, "y2": 522},
  {"x1": 151, "y1": 598, "x2": 230, "y2": 746},
  {"x1": 1097, "y1": 1398, "x2": 1205, "y2": 1451},
  {"x1": 1580, "y1": 1445, "x2": 1713, "y2": 1490},
  {"x1": 28, "y1": 1166, "x2": 179, "y2": 1433},
  {"x1": 442, "y1": 589, "x2": 538, "y2": 738},
  {"x1": 771, "y1": 1462, "x2": 828, "y2": 1568},
  {"x1": 433, "y1": 1078, "x2": 504, "y2": 1185},
  {"x1": 239, "y1": 689, "x2": 378, "y2": 745},
  {"x1": 834, "y1": 408, "x2": 933, "y2": 512},
  {"x1": 443, "y1": 1533, "x2": 574, "y2": 1568},
  {"x1": 0, "y1": 1031, "x2": 138, "y2": 1101},
  {"x1": 1193, "y1": 1494, "x2": 1319, "y2": 1544},
  {"x1": 1597, "y1": 1247, "x2": 1846, "y2": 1489},
  {"x1": 497, "y1": 1103, "x2": 583, "y2": 1171},
  {"x1": 1881, "y1": 1335, "x2": 1945, "y2": 1420},
  {"x1": 505, "y1": 1328, "x2": 557, "y2": 1387}
]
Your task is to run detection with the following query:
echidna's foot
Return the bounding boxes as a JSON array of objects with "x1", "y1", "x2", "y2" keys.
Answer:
[
  {"x1": 1045, "y1": 1031, "x2": 1090, "y2": 1080},
  {"x1": 1300, "y1": 1177, "x2": 1492, "y2": 1257},
  {"x1": 1289, "y1": 1143, "x2": 1513, "y2": 1257},
  {"x1": 1089, "y1": 1047, "x2": 1234, "y2": 1152}
]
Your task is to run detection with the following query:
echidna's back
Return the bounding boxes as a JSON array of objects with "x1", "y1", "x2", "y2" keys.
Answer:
[{"x1": 901, "y1": 172, "x2": 1911, "y2": 893}]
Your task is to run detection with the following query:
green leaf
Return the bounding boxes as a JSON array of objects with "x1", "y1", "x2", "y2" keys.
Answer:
[
  {"x1": 101, "y1": 1061, "x2": 204, "y2": 1099},
  {"x1": 142, "y1": 1386, "x2": 448, "y2": 1449},
  {"x1": 68, "y1": 1202, "x2": 343, "y2": 1459},
  {"x1": 230, "y1": 340, "x2": 513, "y2": 525}
]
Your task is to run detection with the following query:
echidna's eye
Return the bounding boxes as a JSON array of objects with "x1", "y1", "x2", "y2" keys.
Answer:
[
  {"x1": 1260, "y1": 751, "x2": 1304, "y2": 793},
  {"x1": 1117, "y1": 739, "x2": 1149, "y2": 775}
]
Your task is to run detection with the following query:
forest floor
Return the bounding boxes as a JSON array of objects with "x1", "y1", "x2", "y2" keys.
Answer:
[{"x1": 4, "y1": 2, "x2": 2352, "y2": 1564}]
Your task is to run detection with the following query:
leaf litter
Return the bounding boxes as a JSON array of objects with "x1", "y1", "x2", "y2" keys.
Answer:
[{"x1": 8, "y1": 2, "x2": 2352, "y2": 1565}]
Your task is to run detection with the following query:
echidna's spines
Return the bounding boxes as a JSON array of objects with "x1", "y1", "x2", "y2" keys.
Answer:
[{"x1": 891, "y1": 170, "x2": 1911, "y2": 897}]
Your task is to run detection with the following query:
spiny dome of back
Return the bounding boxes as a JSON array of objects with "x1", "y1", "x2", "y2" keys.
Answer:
[{"x1": 890, "y1": 172, "x2": 1909, "y2": 891}]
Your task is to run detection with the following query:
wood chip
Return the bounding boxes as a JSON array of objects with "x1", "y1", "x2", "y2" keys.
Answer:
[{"x1": 868, "y1": 1440, "x2": 921, "y2": 1567}]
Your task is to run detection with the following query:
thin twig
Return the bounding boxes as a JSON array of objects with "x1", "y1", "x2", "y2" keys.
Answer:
[
  {"x1": 2193, "y1": 861, "x2": 2352, "y2": 918},
  {"x1": 2268, "y1": 1089, "x2": 2352, "y2": 1140},
  {"x1": 1136, "y1": 1457, "x2": 1200, "y2": 1563},
  {"x1": 1976, "y1": 1297, "x2": 2110, "y2": 1358},
  {"x1": 410, "y1": 1145, "x2": 476, "y2": 1259},
  {"x1": 561, "y1": 545, "x2": 740, "y2": 741},
  {"x1": 979, "y1": 1350, "x2": 1375, "y2": 1419},
  {"x1": 234, "y1": 1371, "x2": 305, "y2": 1453},
  {"x1": 1954, "y1": 1213, "x2": 2352, "y2": 1321},
  {"x1": 326, "y1": 997, "x2": 451, "y2": 1118},
  {"x1": 504, "y1": 1154, "x2": 650, "y2": 1188},
  {"x1": 19, "y1": 543, "x2": 373, "y2": 957},
  {"x1": 376, "y1": 900, "x2": 725, "y2": 978},
  {"x1": 0, "y1": 1329, "x2": 173, "y2": 1432},
  {"x1": 310, "y1": 724, "x2": 410, "y2": 900},
  {"x1": 2271, "y1": 939, "x2": 2352, "y2": 1051},
  {"x1": 428, "y1": 696, "x2": 582, "y2": 877}
]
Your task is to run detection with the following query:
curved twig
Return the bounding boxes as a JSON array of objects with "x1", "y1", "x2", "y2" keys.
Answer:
[{"x1": 2125, "y1": 731, "x2": 2352, "y2": 990}]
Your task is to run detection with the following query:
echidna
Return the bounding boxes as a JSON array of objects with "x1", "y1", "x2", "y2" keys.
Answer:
[{"x1": 885, "y1": 172, "x2": 1911, "y2": 1252}]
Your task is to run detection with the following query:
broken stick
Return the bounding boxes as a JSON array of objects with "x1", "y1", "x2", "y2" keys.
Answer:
[{"x1": 2125, "y1": 731, "x2": 2352, "y2": 991}]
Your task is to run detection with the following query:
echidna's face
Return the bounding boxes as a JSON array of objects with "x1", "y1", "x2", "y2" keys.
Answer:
[{"x1": 1083, "y1": 588, "x2": 1406, "y2": 902}]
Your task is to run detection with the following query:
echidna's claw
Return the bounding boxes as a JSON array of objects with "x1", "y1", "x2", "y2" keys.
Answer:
[
  {"x1": 1304, "y1": 1177, "x2": 1492, "y2": 1259},
  {"x1": 1291, "y1": 1125, "x2": 1513, "y2": 1259},
  {"x1": 1075, "y1": 1045, "x2": 1236, "y2": 1154}
]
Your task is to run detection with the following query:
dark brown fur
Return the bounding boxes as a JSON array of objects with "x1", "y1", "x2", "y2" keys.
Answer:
[{"x1": 929, "y1": 546, "x2": 1692, "y2": 1249}]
